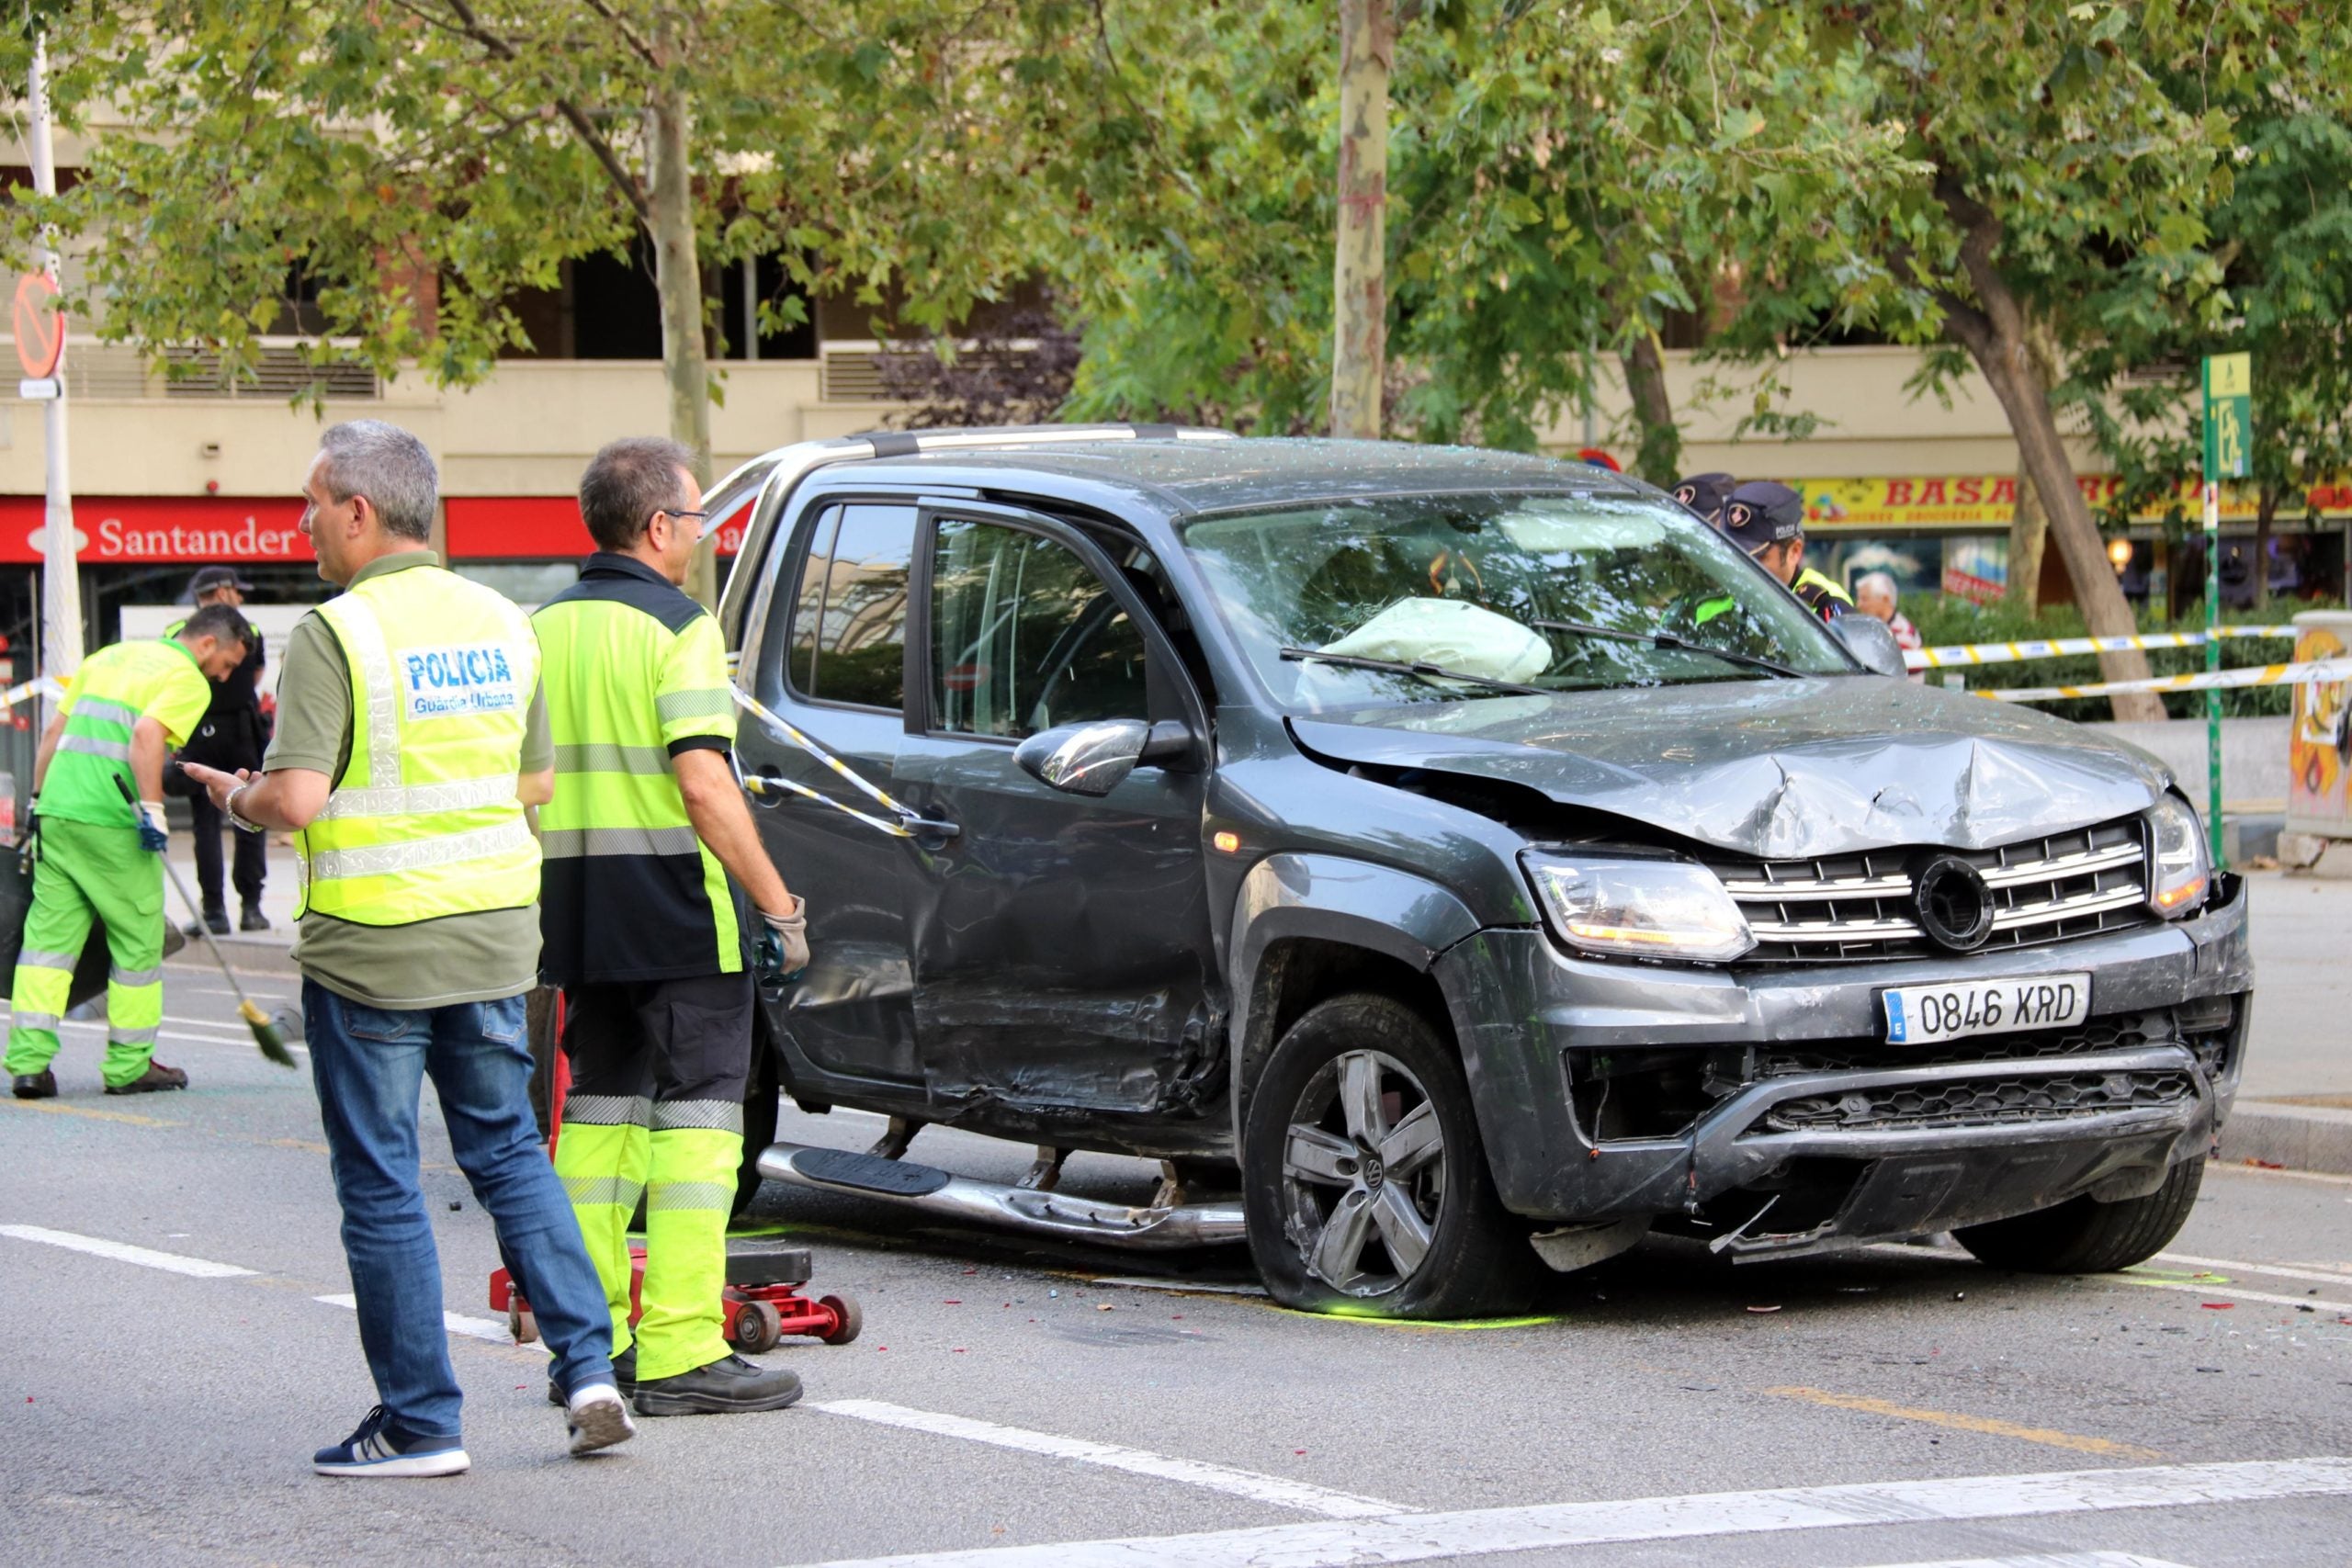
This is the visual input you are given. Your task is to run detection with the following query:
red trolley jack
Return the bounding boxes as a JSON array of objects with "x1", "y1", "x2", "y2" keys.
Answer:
[{"x1": 492, "y1": 1237, "x2": 862, "y2": 1353}]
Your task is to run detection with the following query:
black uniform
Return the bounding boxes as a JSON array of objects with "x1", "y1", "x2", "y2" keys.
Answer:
[{"x1": 176, "y1": 620, "x2": 268, "y2": 919}]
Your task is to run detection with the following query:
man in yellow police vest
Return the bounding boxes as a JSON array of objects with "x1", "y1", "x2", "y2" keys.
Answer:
[
  {"x1": 536, "y1": 436, "x2": 808, "y2": 1418},
  {"x1": 7, "y1": 607, "x2": 250, "y2": 1099},
  {"x1": 1721, "y1": 479, "x2": 1855, "y2": 622},
  {"x1": 180, "y1": 419, "x2": 632, "y2": 1473}
]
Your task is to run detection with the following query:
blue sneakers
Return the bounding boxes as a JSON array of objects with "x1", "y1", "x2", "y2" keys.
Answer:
[{"x1": 313, "y1": 1406, "x2": 470, "y2": 1478}]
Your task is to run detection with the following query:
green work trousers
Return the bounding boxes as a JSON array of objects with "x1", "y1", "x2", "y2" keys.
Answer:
[
  {"x1": 6, "y1": 818, "x2": 166, "y2": 1088},
  {"x1": 553, "y1": 973, "x2": 752, "y2": 1382}
]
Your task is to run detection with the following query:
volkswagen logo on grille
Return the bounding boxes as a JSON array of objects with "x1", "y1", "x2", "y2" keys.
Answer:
[{"x1": 1913, "y1": 855, "x2": 1995, "y2": 952}]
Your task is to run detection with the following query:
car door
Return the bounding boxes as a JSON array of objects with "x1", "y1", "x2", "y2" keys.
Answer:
[
  {"x1": 738, "y1": 497, "x2": 923, "y2": 1086},
  {"x1": 891, "y1": 501, "x2": 1221, "y2": 1119}
]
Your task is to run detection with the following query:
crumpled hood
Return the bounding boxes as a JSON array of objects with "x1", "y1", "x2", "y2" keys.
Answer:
[{"x1": 1289, "y1": 679, "x2": 2175, "y2": 860}]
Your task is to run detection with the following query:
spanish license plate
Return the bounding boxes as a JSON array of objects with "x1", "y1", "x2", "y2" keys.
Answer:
[{"x1": 1881, "y1": 973, "x2": 2090, "y2": 1045}]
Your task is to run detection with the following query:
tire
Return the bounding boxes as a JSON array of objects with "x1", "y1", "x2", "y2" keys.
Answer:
[
  {"x1": 819, "y1": 1292, "x2": 863, "y2": 1346},
  {"x1": 732, "y1": 1299, "x2": 784, "y2": 1354},
  {"x1": 1241, "y1": 991, "x2": 1541, "y2": 1319},
  {"x1": 1953, "y1": 1156, "x2": 2205, "y2": 1274}
]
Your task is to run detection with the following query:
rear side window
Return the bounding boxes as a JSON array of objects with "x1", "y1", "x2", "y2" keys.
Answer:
[{"x1": 782, "y1": 503, "x2": 915, "y2": 711}]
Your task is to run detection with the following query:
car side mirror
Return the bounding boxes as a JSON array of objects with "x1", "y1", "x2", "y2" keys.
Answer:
[
  {"x1": 1015, "y1": 719, "x2": 1196, "y2": 797},
  {"x1": 1829, "y1": 614, "x2": 1910, "y2": 679}
]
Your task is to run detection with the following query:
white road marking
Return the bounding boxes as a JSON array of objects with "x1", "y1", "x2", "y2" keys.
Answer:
[
  {"x1": 2112, "y1": 1274, "x2": 2352, "y2": 1315},
  {"x1": 1854, "y1": 1556, "x2": 2194, "y2": 1568},
  {"x1": 314, "y1": 1292, "x2": 524, "y2": 1346},
  {"x1": 810, "y1": 1398, "x2": 1404, "y2": 1519},
  {"x1": 797, "y1": 1456, "x2": 2352, "y2": 1568},
  {"x1": 0, "y1": 1224, "x2": 256, "y2": 1279},
  {"x1": 2153, "y1": 1250, "x2": 2352, "y2": 1289}
]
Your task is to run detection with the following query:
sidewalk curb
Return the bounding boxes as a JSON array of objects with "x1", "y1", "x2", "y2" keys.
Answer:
[
  {"x1": 167, "y1": 934, "x2": 301, "y2": 980},
  {"x1": 2217, "y1": 1101, "x2": 2352, "y2": 1177}
]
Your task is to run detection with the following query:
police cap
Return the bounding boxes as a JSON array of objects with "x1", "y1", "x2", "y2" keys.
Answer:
[
  {"x1": 1670, "y1": 472, "x2": 1735, "y2": 525},
  {"x1": 1720, "y1": 481, "x2": 1805, "y2": 551}
]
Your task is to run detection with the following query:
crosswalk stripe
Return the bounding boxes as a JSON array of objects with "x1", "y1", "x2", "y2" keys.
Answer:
[
  {"x1": 796, "y1": 1457, "x2": 2352, "y2": 1568},
  {"x1": 0, "y1": 1224, "x2": 257, "y2": 1278},
  {"x1": 313, "y1": 1292, "x2": 523, "y2": 1346},
  {"x1": 1852, "y1": 1554, "x2": 2195, "y2": 1568}
]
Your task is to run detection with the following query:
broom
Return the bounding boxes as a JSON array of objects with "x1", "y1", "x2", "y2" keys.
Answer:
[{"x1": 116, "y1": 775, "x2": 295, "y2": 1067}]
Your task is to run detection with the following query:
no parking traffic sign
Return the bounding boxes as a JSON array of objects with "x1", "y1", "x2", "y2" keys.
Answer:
[{"x1": 14, "y1": 270, "x2": 64, "y2": 389}]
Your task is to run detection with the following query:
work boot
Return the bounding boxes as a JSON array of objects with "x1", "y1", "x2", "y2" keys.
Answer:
[
  {"x1": 548, "y1": 1347, "x2": 636, "y2": 1406},
  {"x1": 240, "y1": 904, "x2": 271, "y2": 932},
  {"x1": 631, "y1": 1354, "x2": 803, "y2": 1417},
  {"x1": 187, "y1": 906, "x2": 230, "y2": 937},
  {"x1": 105, "y1": 1062, "x2": 189, "y2": 1095},
  {"x1": 11, "y1": 1070, "x2": 55, "y2": 1100}
]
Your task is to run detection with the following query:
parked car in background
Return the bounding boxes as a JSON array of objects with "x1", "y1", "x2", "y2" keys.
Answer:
[{"x1": 708, "y1": 430, "x2": 2252, "y2": 1318}]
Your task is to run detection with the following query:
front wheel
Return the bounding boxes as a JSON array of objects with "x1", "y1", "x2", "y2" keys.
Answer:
[
  {"x1": 1242, "y1": 992, "x2": 1540, "y2": 1320},
  {"x1": 1953, "y1": 1156, "x2": 2204, "y2": 1274}
]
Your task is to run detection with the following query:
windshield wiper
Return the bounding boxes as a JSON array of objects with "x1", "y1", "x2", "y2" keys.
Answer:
[
  {"x1": 1279, "y1": 647, "x2": 1546, "y2": 696},
  {"x1": 1530, "y1": 617, "x2": 1804, "y2": 680}
]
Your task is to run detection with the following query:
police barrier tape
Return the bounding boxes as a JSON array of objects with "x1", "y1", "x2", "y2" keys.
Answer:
[
  {"x1": 728, "y1": 683, "x2": 928, "y2": 839},
  {"x1": 1975, "y1": 656, "x2": 2352, "y2": 704},
  {"x1": 1905, "y1": 625, "x2": 2300, "y2": 671},
  {"x1": 1, "y1": 677, "x2": 62, "y2": 710}
]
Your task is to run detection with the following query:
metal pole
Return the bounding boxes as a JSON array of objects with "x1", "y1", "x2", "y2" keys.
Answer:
[
  {"x1": 2204, "y1": 478, "x2": 2223, "y2": 868},
  {"x1": 742, "y1": 256, "x2": 759, "y2": 362},
  {"x1": 28, "y1": 32, "x2": 82, "y2": 705}
]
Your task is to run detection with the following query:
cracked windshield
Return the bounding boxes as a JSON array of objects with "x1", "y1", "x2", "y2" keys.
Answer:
[{"x1": 1182, "y1": 492, "x2": 1852, "y2": 712}]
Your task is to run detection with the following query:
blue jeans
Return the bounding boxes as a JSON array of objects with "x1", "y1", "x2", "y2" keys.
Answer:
[{"x1": 304, "y1": 980, "x2": 614, "y2": 1439}]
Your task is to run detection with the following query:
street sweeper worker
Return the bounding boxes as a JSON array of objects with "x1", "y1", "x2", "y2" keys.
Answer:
[
  {"x1": 534, "y1": 435, "x2": 810, "y2": 1419},
  {"x1": 179, "y1": 419, "x2": 632, "y2": 1475},
  {"x1": 6, "y1": 606, "x2": 251, "y2": 1100}
]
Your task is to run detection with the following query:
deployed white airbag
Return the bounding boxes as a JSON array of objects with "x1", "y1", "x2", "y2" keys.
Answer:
[{"x1": 1320, "y1": 598, "x2": 1552, "y2": 683}]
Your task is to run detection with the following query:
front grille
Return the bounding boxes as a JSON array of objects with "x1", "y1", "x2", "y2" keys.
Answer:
[
  {"x1": 1716, "y1": 818, "x2": 2153, "y2": 964},
  {"x1": 1761, "y1": 1069, "x2": 2194, "y2": 1133}
]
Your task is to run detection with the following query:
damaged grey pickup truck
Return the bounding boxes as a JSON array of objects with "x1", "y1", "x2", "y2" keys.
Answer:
[{"x1": 710, "y1": 427, "x2": 2250, "y2": 1319}]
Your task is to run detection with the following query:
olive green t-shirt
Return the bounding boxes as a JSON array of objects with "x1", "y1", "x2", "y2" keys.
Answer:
[{"x1": 265, "y1": 551, "x2": 554, "y2": 1010}]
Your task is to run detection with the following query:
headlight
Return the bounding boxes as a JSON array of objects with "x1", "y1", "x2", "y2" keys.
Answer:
[
  {"x1": 1521, "y1": 852, "x2": 1754, "y2": 963},
  {"x1": 2145, "y1": 795, "x2": 2210, "y2": 918}
]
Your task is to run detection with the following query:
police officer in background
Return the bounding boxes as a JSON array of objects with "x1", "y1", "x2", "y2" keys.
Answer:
[
  {"x1": 174, "y1": 565, "x2": 270, "y2": 933},
  {"x1": 1720, "y1": 479, "x2": 1854, "y2": 622},
  {"x1": 1671, "y1": 472, "x2": 1735, "y2": 529},
  {"x1": 535, "y1": 436, "x2": 809, "y2": 1418},
  {"x1": 181, "y1": 419, "x2": 631, "y2": 1473}
]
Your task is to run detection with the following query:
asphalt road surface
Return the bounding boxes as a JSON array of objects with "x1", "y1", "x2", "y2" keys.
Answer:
[{"x1": 5, "y1": 958, "x2": 2349, "y2": 1568}]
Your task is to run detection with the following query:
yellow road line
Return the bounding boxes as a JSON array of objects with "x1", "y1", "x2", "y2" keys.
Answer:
[
  {"x1": 1763, "y1": 1385, "x2": 2164, "y2": 1460},
  {"x1": 0, "y1": 1099, "x2": 179, "y2": 1127}
]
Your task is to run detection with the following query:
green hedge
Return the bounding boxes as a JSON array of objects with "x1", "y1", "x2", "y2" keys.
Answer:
[{"x1": 1896, "y1": 594, "x2": 2344, "y2": 723}]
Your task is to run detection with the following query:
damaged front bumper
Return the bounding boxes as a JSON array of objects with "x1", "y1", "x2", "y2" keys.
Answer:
[{"x1": 1439, "y1": 874, "x2": 2252, "y2": 1258}]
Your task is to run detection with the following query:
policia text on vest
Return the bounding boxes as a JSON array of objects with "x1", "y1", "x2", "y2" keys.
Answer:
[{"x1": 7, "y1": 609, "x2": 252, "y2": 1099}]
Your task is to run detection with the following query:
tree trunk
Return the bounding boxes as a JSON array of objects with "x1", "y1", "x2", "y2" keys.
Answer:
[
  {"x1": 1932, "y1": 175, "x2": 2162, "y2": 721},
  {"x1": 1620, "y1": 333, "x2": 1679, "y2": 486},
  {"x1": 1329, "y1": 0, "x2": 1391, "y2": 441},
  {"x1": 2252, "y1": 482, "x2": 2275, "y2": 611},
  {"x1": 2007, "y1": 470, "x2": 2047, "y2": 615},
  {"x1": 650, "y1": 77, "x2": 717, "y2": 609}
]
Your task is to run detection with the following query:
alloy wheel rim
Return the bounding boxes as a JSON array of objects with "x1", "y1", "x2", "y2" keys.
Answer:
[{"x1": 1280, "y1": 1049, "x2": 1447, "y2": 1297}]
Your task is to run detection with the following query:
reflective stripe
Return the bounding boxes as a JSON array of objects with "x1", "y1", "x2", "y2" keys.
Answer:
[
  {"x1": 650, "y1": 1099, "x2": 745, "y2": 1134},
  {"x1": 109, "y1": 964, "x2": 163, "y2": 988},
  {"x1": 69, "y1": 697, "x2": 139, "y2": 728},
  {"x1": 551, "y1": 742, "x2": 674, "y2": 776},
  {"x1": 11, "y1": 1012, "x2": 59, "y2": 1032},
  {"x1": 654, "y1": 688, "x2": 732, "y2": 723},
  {"x1": 108, "y1": 1025, "x2": 159, "y2": 1046},
  {"x1": 308, "y1": 818, "x2": 534, "y2": 883},
  {"x1": 563, "y1": 1175, "x2": 646, "y2": 1208},
  {"x1": 332, "y1": 594, "x2": 402, "y2": 790},
  {"x1": 58, "y1": 734, "x2": 130, "y2": 761},
  {"x1": 540, "y1": 825, "x2": 702, "y2": 860},
  {"x1": 320, "y1": 773, "x2": 519, "y2": 822},
  {"x1": 645, "y1": 1181, "x2": 734, "y2": 1213},
  {"x1": 562, "y1": 1093, "x2": 652, "y2": 1127},
  {"x1": 17, "y1": 949, "x2": 79, "y2": 973}
]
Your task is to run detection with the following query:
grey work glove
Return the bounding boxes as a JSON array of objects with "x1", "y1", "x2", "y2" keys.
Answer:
[{"x1": 756, "y1": 895, "x2": 809, "y2": 981}]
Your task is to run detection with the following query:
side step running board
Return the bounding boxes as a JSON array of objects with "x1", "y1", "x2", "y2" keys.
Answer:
[{"x1": 755, "y1": 1141, "x2": 1247, "y2": 1250}]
